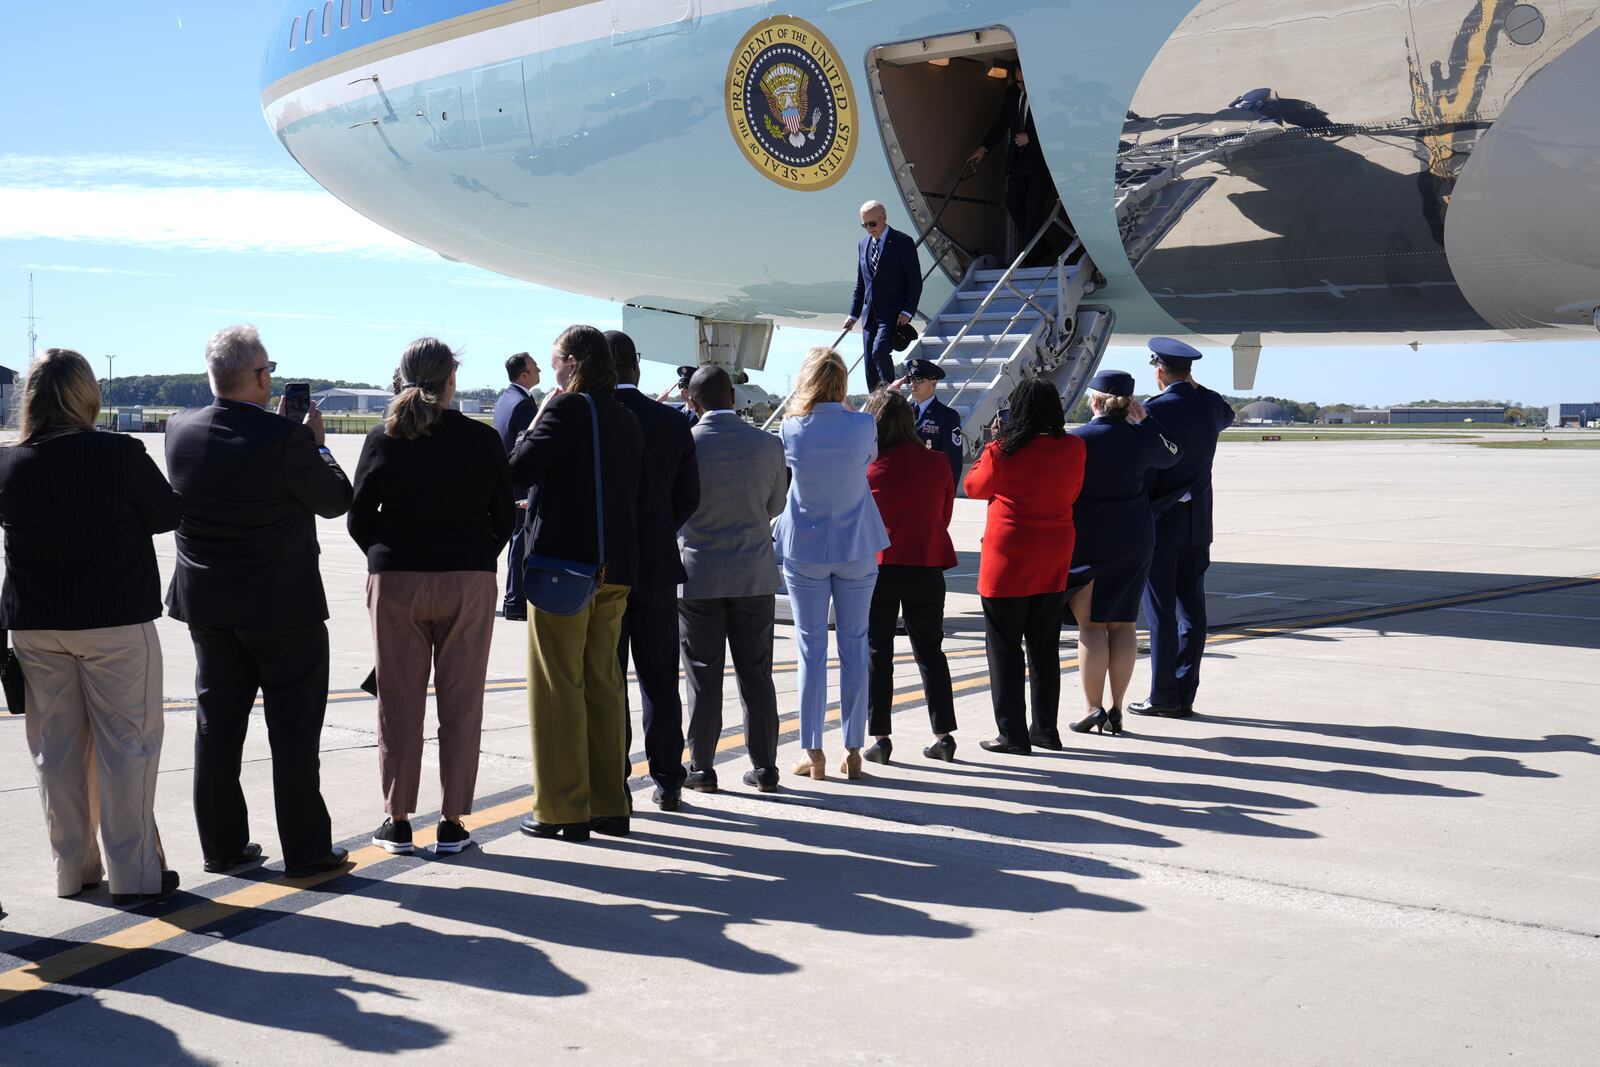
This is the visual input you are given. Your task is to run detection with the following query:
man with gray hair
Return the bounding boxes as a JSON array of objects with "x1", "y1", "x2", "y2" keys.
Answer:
[
  {"x1": 165, "y1": 325, "x2": 354, "y2": 879},
  {"x1": 844, "y1": 199, "x2": 922, "y2": 391}
]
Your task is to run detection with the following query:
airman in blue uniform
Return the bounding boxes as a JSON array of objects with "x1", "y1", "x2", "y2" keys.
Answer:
[
  {"x1": 1130, "y1": 339, "x2": 1236, "y2": 718},
  {"x1": 893, "y1": 358, "x2": 964, "y2": 487},
  {"x1": 1064, "y1": 370, "x2": 1182, "y2": 735}
]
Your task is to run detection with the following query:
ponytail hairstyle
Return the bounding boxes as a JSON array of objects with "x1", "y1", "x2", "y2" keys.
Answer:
[
  {"x1": 1087, "y1": 390, "x2": 1134, "y2": 417},
  {"x1": 554, "y1": 325, "x2": 616, "y2": 395},
  {"x1": 997, "y1": 377, "x2": 1066, "y2": 456},
  {"x1": 14, "y1": 349, "x2": 101, "y2": 443},
  {"x1": 384, "y1": 337, "x2": 459, "y2": 440}
]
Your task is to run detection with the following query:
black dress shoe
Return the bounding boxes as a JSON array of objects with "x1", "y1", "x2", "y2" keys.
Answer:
[
  {"x1": 502, "y1": 609, "x2": 527, "y2": 622},
  {"x1": 590, "y1": 816, "x2": 630, "y2": 837},
  {"x1": 923, "y1": 736, "x2": 957, "y2": 762},
  {"x1": 685, "y1": 767, "x2": 719, "y2": 793},
  {"x1": 519, "y1": 815, "x2": 591, "y2": 842},
  {"x1": 1028, "y1": 731, "x2": 1064, "y2": 751},
  {"x1": 863, "y1": 738, "x2": 893, "y2": 764},
  {"x1": 284, "y1": 848, "x2": 350, "y2": 879},
  {"x1": 1128, "y1": 701, "x2": 1191, "y2": 718},
  {"x1": 203, "y1": 842, "x2": 263, "y2": 874},
  {"x1": 112, "y1": 870, "x2": 180, "y2": 905},
  {"x1": 651, "y1": 787, "x2": 681, "y2": 812},
  {"x1": 979, "y1": 738, "x2": 1032, "y2": 755},
  {"x1": 743, "y1": 767, "x2": 780, "y2": 793}
]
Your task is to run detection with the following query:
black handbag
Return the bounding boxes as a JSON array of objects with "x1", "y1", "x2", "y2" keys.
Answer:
[
  {"x1": 2, "y1": 630, "x2": 24, "y2": 715},
  {"x1": 522, "y1": 392, "x2": 606, "y2": 616}
]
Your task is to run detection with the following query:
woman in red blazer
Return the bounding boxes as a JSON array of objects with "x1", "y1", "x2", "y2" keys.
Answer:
[
  {"x1": 862, "y1": 390, "x2": 960, "y2": 764},
  {"x1": 964, "y1": 378, "x2": 1086, "y2": 754}
]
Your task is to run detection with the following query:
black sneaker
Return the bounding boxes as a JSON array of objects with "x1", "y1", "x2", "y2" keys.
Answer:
[
  {"x1": 685, "y1": 766, "x2": 719, "y2": 793},
  {"x1": 372, "y1": 818, "x2": 414, "y2": 854},
  {"x1": 434, "y1": 819, "x2": 473, "y2": 855}
]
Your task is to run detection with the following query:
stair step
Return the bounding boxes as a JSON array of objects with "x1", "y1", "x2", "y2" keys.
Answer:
[{"x1": 973, "y1": 267, "x2": 1059, "y2": 283}]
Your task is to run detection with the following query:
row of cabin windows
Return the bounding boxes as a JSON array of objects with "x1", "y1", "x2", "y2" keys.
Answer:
[{"x1": 290, "y1": 0, "x2": 395, "y2": 50}]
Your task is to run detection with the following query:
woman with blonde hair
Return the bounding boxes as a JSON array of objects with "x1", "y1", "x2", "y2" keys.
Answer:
[
  {"x1": 1064, "y1": 370, "x2": 1181, "y2": 736},
  {"x1": 349, "y1": 338, "x2": 515, "y2": 856},
  {"x1": 0, "y1": 349, "x2": 182, "y2": 904},
  {"x1": 774, "y1": 347, "x2": 888, "y2": 780}
]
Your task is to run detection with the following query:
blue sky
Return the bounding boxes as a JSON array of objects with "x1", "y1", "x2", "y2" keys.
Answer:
[{"x1": 3, "y1": 4, "x2": 1597, "y2": 404}]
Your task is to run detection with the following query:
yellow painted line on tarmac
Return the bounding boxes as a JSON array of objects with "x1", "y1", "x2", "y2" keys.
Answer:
[{"x1": 4, "y1": 571, "x2": 1595, "y2": 1007}]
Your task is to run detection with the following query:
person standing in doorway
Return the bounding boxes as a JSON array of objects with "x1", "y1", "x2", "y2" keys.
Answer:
[
  {"x1": 844, "y1": 201, "x2": 923, "y2": 393},
  {"x1": 1131, "y1": 338, "x2": 1236, "y2": 719},
  {"x1": 969, "y1": 66, "x2": 1060, "y2": 265}
]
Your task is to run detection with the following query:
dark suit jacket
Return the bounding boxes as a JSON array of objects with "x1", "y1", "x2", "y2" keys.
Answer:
[
  {"x1": 509, "y1": 390, "x2": 646, "y2": 589},
  {"x1": 0, "y1": 429, "x2": 182, "y2": 631},
  {"x1": 165, "y1": 399, "x2": 353, "y2": 629},
  {"x1": 615, "y1": 386, "x2": 699, "y2": 587},
  {"x1": 981, "y1": 82, "x2": 1045, "y2": 173},
  {"x1": 348, "y1": 410, "x2": 516, "y2": 573},
  {"x1": 1144, "y1": 381, "x2": 1236, "y2": 547},
  {"x1": 913, "y1": 395, "x2": 965, "y2": 488},
  {"x1": 493, "y1": 384, "x2": 538, "y2": 491},
  {"x1": 849, "y1": 226, "x2": 922, "y2": 325}
]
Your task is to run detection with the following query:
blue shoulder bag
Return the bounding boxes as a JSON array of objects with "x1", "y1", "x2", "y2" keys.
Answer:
[{"x1": 522, "y1": 392, "x2": 607, "y2": 616}]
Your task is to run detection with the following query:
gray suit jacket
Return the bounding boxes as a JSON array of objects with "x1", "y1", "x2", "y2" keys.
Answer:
[{"x1": 678, "y1": 411, "x2": 787, "y2": 600}]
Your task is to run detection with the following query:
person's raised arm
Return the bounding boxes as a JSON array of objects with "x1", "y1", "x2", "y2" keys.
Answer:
[
  {"x1": 125, "y1": 438, "x2": 182, "y2": 534},
  {"x1": 285, "y1": 421, "x2": 353, "y2": 519},
  {"x1": 963, "y1": 441, "x2": 999, "y2": 501},
  {"x1": 509, "y1": 391, "x2": 574, "y2": 487}
]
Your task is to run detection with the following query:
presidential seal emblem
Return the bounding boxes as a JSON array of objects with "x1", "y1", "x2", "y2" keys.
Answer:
[{"x1": 725, "y1": 17, "x2": 858, "y2": 191}]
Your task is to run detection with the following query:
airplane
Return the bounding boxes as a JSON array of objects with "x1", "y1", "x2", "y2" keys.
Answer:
[{"x1": 261, "y1": 0, "x2": 1600, "y2": 436}]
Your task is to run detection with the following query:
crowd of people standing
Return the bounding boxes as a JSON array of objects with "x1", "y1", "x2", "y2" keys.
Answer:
[{"x1": 0, "y1": 324, "x2": 1233, "y2": 906}]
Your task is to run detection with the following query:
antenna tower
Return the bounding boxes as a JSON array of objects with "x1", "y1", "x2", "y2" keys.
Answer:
[{"x1": 25, "y1": 273, "x2": 40, "y2": 360}]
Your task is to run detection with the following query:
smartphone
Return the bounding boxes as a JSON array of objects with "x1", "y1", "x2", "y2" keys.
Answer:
[{"x1": 283, "y1": 382, "x2": 312, "y2": 421}]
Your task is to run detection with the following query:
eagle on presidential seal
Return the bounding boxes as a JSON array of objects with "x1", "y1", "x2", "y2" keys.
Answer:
[{"x1": 760, "y1": 63, "x2": 822, "y2": 148}]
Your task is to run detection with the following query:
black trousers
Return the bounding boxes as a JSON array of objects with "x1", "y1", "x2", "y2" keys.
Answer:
[
  {"x1": 189, "y1": 622, "x2": 334, "y2": 869},
  {"x1": 1142, "y1": 543, "x2": 1212, "y2": 707},
  {"x1": 618, "y1": 582, "x2": 687, "y2": 791},
  {"x1": 503, "y1": 508, "x2": 527, "y2": 615},
  {"x1": 1007, "y1": 164, "x2": 1058, "y2": 266},
  {"x1": 981, "y1": 591, "x2": 1065, "y2": 747},
  {"x1": 867, "y1": 565, "x2": 956, "y2": 736},
  {"x1": 862, "y1": 318, "x2": 899, "y2": 392},
  {"x1": 679, "y1": 595, "x2": 780, "y2": 772}
]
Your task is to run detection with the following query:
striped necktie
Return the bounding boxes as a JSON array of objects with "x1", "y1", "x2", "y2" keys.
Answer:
[{"x1": 869, "y1": 236, "x2": 881, "y2": 273}]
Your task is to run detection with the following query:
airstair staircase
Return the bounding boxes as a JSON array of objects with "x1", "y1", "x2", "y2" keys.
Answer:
[{"x1": 910, "y1": 208, "x2": 1115, "y2": 457}]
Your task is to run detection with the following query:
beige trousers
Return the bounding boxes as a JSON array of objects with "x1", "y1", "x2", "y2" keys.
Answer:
[{"x1": 13, "y1": 623, "x2": 168, "y2": 897}]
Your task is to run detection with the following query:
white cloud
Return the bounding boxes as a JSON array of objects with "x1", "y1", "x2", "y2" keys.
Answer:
[
  {"x1": 15, "y1": 263, "x2": 172, "y2": 278},
  {"x1": 0, "y1": 153, "x2": 431, "y2": 261}
]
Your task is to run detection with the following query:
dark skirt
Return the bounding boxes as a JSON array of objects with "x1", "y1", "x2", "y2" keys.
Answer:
[{"x1": 1064, "y1": 550, "x2": 1153, "y2": 623}]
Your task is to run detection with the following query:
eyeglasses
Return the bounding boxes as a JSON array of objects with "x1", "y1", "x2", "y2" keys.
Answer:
[
  {"x1": 861, "y1": 220, "x2": 882, "y2": 229},
  {"x1": 905, "y1": 376, "x2": 927, "y2": 385},
  {"x1": 257, "y1": 361, "x2": 277, "y2": 375}
]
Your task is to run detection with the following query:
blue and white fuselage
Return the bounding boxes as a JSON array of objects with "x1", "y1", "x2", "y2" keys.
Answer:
[{"x1": 263, "y1": 1, "x2": 1600, "y2": 350}]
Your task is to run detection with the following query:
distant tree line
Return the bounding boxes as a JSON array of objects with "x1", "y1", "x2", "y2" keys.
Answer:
[{"x1": 100, "y1": 374, "x2": 382, "y2": 408}]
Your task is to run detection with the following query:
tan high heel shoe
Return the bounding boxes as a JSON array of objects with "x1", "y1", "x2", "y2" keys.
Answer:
[
  {"x1": 791, "y1": 749, "x2": 826, "y2": 780},
  {"x1": 839, "y1": 748, "x2": 862, "y2": 780}
]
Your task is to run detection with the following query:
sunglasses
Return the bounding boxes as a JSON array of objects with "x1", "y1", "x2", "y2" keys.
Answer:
[
  {"x1": 861, "y1": 220, "x2": 883, "y2": 229},
  {"x1": 257, "y1": 361, "x2": 278, "y2": 375},
  {"x1": 905, "y1": 376, "x2": 927, "y2": 385}
]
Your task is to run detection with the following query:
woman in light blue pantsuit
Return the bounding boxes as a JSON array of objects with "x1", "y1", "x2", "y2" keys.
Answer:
[{"x1": 774, "y1": 348, "x2": 889, "y2": 781}]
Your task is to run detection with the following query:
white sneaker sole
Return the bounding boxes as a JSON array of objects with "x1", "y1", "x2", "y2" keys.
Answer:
[
  {"x1": 433, "y1": 839, "x2": 472, "y2": 855},
  {"x1": 372, "y1": 837, "x2": 414, "y2": 854}
]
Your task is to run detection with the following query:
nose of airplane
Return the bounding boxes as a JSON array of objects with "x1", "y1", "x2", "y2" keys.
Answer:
[{"x1": 1445, "y1": 25, "x2": 1600, "y2": 332}]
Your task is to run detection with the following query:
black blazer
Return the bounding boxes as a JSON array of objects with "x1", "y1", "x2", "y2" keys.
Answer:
[
  {"x1": 614, "y1": 387, "x2": 699, "y2": 587},
  {"x1": 1145, "y1": 382, "x2": 1237, "y2": 548},
  {"x1": 165, "y1": 399, "x2": 352, "y2": 629},
  {"x1": 348, "y1": 410, "x2": 517, "y2": 574},
  {"x1": 492, "y1": 384, "x2": 538, "y2": 493},
  {"x1": 0, "y1": 429, "x2": 182, "y2": 631},
  {"x1": 981, "y1": 82, "x2": 1044, "y2": 173},
  {"x1": 509, "y1": 390, "x2": 645, "y2": 589}
]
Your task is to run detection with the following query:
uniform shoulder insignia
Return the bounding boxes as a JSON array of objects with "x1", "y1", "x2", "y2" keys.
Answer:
[{"x1": 1160, "y1": 433, "x2": 1179, "y2": 455}]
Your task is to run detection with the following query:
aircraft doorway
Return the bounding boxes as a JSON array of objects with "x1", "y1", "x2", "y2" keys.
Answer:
[{"x1": 868, "y1": 31, "x2": 1073, "y2": 281}]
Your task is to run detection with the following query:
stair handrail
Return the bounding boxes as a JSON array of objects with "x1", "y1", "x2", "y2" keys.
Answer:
[
  {"x1": 759, "y1": 164, "x2": 980, "y2": 431},
  {"x1": 935, "y1": 207, "x2": 1080, "y2": 417}
]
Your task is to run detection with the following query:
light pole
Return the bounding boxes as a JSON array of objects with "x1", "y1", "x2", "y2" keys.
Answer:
[{"x1": 105, "y1": 354, "x2": 117, "y2": 430}]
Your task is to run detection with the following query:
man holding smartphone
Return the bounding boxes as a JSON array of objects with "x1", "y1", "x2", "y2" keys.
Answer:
[{"x1": 165, "y1": 325, "x2": 353, "y2": 878}]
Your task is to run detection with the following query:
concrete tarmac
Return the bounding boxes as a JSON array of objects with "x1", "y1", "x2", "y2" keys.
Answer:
[{"x1": 0, "y1": 431, "x2": 1597, "y2": 1064}]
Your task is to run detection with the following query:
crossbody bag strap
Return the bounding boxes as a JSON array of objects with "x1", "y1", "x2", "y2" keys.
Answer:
[{"x1": 583, "y1": 392, "x2": 605, "y2": 572}]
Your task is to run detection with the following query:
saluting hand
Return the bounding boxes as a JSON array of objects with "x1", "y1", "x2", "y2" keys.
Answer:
[{"x1": 1129, "y1": 399, "x2": 1148, "y2": 423}]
